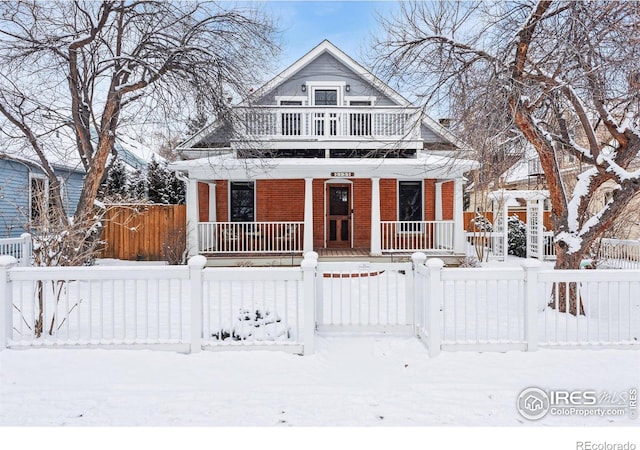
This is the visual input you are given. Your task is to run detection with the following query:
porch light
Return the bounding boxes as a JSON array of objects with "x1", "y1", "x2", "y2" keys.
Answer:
[
  {"x1": 345, "y1": 84, "x2": 350, "y2": 92},
  {"x1": 301, "y1": 84, "x2": 306, "y2": 92}
]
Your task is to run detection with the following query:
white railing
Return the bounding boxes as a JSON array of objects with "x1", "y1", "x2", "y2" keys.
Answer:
[
  {"x1": 198, "y1": 222, "x2": 304, "y2": 254},
  {"x1": 596, "y1": 238, "x2": 640, "y2": 269},
  {"x1": 2, "y1": 253, "x2": 638, "y2": 357},
  {"x1": 316, "y1": 261, "x2": 413, "y2": 332},
  {"x1": 465, "y1": 231, "x2": 505, "y2": 260},
  {"x1": 543, "y1": 231, "x2": 556, "y2": 260},
  {"x1": 0, "y1": 233, "x2": 31, "y2": 267},
  {"x1": 236, "y1": 106, "x2": 421, "y2": 140},
  {"x1": 414, "y1": 257, "x2": 640, "y2": 356},
  {"x1": 381, "y1": 221, "x2": 454, "y2": 253},
  {"x1": 0, "y1": 254, "x2": 317, "y2": 354}
]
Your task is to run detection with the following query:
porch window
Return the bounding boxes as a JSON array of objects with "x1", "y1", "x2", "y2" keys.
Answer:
[
  {"x1": 398, "y1": 181, "x2": 423, "y2": 231},
  {"x1": 230, "y1": 181, "x2": 255, "y2": 222},
  {"x1": 280, "y1": 100, "x2": 302, "y2": 136}
]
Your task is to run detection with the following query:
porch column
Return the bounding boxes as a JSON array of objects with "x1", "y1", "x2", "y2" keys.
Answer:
[
  {"x1": 434, "y1": 181, "x2": 444, "y2": 249},
  {"x1": 208, "y1": 183, "x2": 216, "y2": 222},
  {"x1": 434, "y1": 181, "x2": 443, "y2": 221},
  {"x1": 303, "y1": 177, "x2": 313, "y2": 253},
  {"x1": 370, "y1": 177, "x2": 382, "y2": 256},
  {"x1": 453, "y1": 177, "x2": 465, "y2": 254},
  {"x1": 186, "y1": 177, "x2": 200, "y2": 257}
]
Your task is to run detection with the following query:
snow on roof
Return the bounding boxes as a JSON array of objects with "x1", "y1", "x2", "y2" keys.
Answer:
[{"x1": 0, "y1": 125, "x2": 156, "y2": 173}]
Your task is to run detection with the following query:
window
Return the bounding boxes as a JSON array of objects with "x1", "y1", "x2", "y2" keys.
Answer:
[
  {"x1": 314, "y1": 89, "x2": 337, "y2": 106},
  {"x1": 280, "y1": 100, "x2": 302, "y2": 136},
  {"x1": 398, "y1": 181, "x2": 423, "y2": 231},
  {"x1": 230, "y1": 182, "x2": 255, "y2": 222},
  {"x1": 30, "y1": 176, "x2": 48, "y2": 224}
]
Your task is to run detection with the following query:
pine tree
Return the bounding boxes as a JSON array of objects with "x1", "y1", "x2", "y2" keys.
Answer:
[
  {"x1": 128, "y1": 169, "x2": 147, "y2": 201},
  {"x1": 146, "y1": 156, "x2": 168, "y2": 204},
  {"x1": 105, "y1": 158, "x2": 128, "y2": 198}
]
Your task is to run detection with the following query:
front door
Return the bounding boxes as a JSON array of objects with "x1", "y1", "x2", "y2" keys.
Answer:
[{"x1": 326, "y1": 184, "x2": 351, "y2": 248}]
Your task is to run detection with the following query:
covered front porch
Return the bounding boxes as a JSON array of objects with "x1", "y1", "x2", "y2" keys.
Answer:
[{"x1": 173, "y1": 153, "x2": 477, "y2": 263}]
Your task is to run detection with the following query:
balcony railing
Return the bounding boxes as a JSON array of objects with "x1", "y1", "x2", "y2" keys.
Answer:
[
  {"x1": 235, "y1": 106, "x2": 421, "y2": 140},
  {"x1": 198, "y1": 222, "x2": 304, "y2": 254},
  {"x1": 381, "y1": 221, "x2": 455, "y2": 252}
]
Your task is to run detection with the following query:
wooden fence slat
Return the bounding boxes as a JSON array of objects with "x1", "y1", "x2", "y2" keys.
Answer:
[{"x1": 101, "y1": 204, "x2": 187, "y2": 261}]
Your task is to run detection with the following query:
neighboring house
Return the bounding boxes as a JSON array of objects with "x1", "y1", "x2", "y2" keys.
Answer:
[
  {"x1": 0, "y1": 153, "x2": 85, "y2": 238},
  {"x1": 1, "y1": 131, "x2": 151, "y2": 238},
  {"x1": 171, "y1": 40, "x2": 479, "y2": 264}
]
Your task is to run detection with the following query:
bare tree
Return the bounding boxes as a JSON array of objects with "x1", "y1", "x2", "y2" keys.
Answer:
[
  {"x1": 0, "y1": 0, "x2": 279, "y2": 263},
  {"x1": 372, "y1": 1, "x2": 640, "y2": 314}
]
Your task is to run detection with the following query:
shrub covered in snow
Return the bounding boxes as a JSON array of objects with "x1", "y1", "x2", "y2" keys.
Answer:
[
  {"x1": 507, "y1": 215, "x2": 527, "y2": 258},
  {"x1": 211, "y1": 309, "x2": 290, "y2": 341},
  {"x1": 470, "y1": 213, "x2": 493, "y2": 232}
]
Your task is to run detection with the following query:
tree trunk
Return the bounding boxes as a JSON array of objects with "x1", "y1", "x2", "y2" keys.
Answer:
[{"x1": 550, "y1": 244, "x2": 585, "y2": 316}]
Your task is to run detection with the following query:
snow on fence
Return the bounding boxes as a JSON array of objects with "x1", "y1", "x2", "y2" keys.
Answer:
[
  {"x1": 0, "y1": 254, "x2": 316, "y2": 354},
  {"x1": 0, "y1": 234, "x2": 31, "y2": 267}
]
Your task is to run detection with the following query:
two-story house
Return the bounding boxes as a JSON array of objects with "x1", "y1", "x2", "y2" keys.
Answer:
[{"x1": 171, "y1": 40, "x2": 479, "y2": 264}]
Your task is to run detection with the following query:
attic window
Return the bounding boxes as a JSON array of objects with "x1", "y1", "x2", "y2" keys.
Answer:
[{"x1": 314, "y1": 90, "x2": 337, "y2": 106}]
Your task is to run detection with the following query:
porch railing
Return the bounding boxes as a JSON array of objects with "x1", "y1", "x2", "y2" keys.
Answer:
[
  {"x1": 381, "y1": 221, "x2": 454, "y2": 252},
  {"x1": 0, "y1": 234, "x2": 32, "y2": 267},
  {"x1": 235, "y1": 106, "x2": 421, "y2": 140},
  {"x1": 198, "y1": 222, "x2": 304, "y2": 254}
]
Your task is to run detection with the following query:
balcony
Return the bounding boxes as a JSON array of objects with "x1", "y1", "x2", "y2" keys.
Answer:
[{"x1": 234, "y1": 106, "x2": 422, "y2": 143}]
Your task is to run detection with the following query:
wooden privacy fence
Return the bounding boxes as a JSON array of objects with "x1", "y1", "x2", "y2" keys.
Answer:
[
  {"x1": 101, "y1": 204, "x2": 186, "y2": 261},
  {"x1": 464, "y1": 211, "x2": 552, "y2": 231}
]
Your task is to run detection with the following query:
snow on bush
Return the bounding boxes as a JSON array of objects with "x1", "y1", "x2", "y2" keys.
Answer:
[
  {"x1": 211, "y1": 309, "x2": 291, "y2": 341},
  {"x1": 507, "y1": 215, "x2": 527, "y2": 258}
]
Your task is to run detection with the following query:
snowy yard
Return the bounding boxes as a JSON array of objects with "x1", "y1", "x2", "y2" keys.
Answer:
[{"x1": 0, "y1": 334, "x2": 637, "y2": 427}]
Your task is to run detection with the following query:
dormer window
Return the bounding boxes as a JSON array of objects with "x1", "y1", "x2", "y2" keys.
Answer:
[{"x1": 314, "y1": 89, "x2": 337, "y2": 106}]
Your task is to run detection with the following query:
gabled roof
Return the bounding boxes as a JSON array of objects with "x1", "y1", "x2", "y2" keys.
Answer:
[
  {"x1": 179, "y1": 40, "x2": 471, "y2": 152},
  {"x1": 246, "y1": 39, "x2": 409, "y2": 107}
]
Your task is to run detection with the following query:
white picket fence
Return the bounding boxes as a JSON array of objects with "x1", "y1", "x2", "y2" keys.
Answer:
[
  {"x1": 0, "y1": 252, "x2": 638, "y2": 356},
  {"x1": 597, "y1": 238, "x2": 640, "y2": 269},
  {"x1": 0, "y1": 234, "x2": 32, "y2": 267},
  {"x1": 0, "y1": 255, "x2": 316, "y2": 354},
  {"x1": 415, "y1": 257, "x2": 640, "y2": 356}
]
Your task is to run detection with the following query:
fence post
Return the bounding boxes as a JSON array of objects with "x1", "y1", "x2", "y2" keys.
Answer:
[
  {"x1": 20, "y1": 233, "x2": 31, "y2": 267},
  {"x1": 522, "y1": 259, "x2": 541, "y2": 352},
  {"x1": 301, "y1": 251, "x2": 318, "y2": 355},
  {"x1": 425, "y1": 258, "x2": 443, "y2": 357},
  {"x1": 0, "y1": 256, "x2": 17, "y2": 351},
  {"x1": 188, "y1": 255, "x2": 207, "y2": 354},
  {"x1": 410, "y1": 252, "x2": 427, "y2": 333}
]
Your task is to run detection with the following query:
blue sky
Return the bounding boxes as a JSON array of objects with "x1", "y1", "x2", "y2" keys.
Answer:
[{"x1": 262, "y1": 1, "x2": 399, "y2": 72}]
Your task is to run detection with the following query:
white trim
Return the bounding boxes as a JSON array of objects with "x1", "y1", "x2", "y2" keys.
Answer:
[{"x1": 307, "y1": 81, "x2": 346, "y2": 106}]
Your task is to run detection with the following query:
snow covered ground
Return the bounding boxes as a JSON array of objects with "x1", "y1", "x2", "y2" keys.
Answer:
[
  {"x1": 2, "y1": 257, "x2": 638, "y2": 449},
  {"x1": 1, "y1": 334, "x2": 637, "y2": 427}
]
